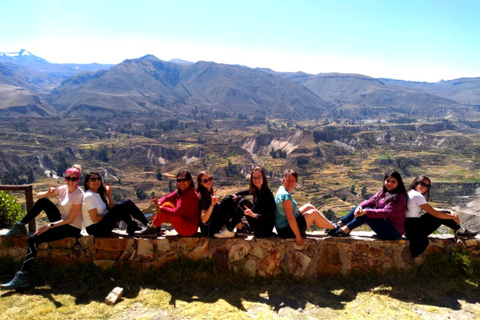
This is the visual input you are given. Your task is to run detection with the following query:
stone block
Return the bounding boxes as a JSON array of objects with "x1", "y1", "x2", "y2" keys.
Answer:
[
  {"x1": 152, "y1": 238, "x2": 171, "y2": 254},
  {"x1": 50, "y1": 248, "x2": 71, "y2": 256},
  {"x1": 94, "y1": 250, "x2": 122, "y2": 260},
  {"x1": 188, "y1": 238, "x2": 209, "y2": 261},
  {"x1": 465, "y1": 239, "x2": 478, "y2": 247},
  {"x1": 0, "y1": 236, "x2": 28, "y2": 249},
  {"x1": 317, "y1": 243, "x2": 342, "y2": 276},
  {"x1": 49, "y1": 237, "x2": 77, "y2": 248},
  {"x1": 137, "y1": 239, "x2": 154, "y2": 260},
  {"x1": 118, "y1": 250, "x2": 133, "y2": 261},
  {"x1": 78, "y1": 235, "x2": 95, "y2": 249},
  {"x1": 152, "y1": 252, "x2": 178, "y2": 269},
  {"x1": 244, "y1": 259, "x2": 257, "y2": 277},
  {"x1": 177, "y1": 238, "x2": 199, "y2": 251},
  {"x1": 95, "y1": 238, "x2": 128, "y2": 251},
  {"x1": 289, "y1": 251, "x2": 311, "y2": 278},
  {"x1": 94, "y1": 259, "x2": 116, "y2": 269},
  {"x1": 229, "y1": 242, "x2": 250, "y2": 262},
  {"x1": 258, "y1": 250, "x2": 282, "y2": 277},
  {"x1": 105, "y1": 287, "x2": 124, "y2": 305},
  {"x1": 250, "y1": 243, "x2": 265, "y2": 259},
  {"x1": 214, "y1": 248, "x2": 229, "y2": 272}
]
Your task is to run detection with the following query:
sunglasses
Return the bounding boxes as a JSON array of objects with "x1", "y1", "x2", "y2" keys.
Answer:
[
  {"x1": 176, "y1": 177, "x2": 190, "y2": 182},
  {"x1": 202, "y1": 177, "x2": 213, "y2": 183},
  {"x1": 65, "y1": 176, "x2": 79, "y2": 182},
  {"x1": 416, "y1": 181, "x2": 431, "y2": 189},
  {"x1": 89, "y1": 177, "x2": 101, "y2": 182}
]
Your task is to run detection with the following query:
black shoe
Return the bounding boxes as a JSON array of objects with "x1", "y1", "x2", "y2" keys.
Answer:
[
  {"x1": 328, "y1": 226, "x2": 350, "y2": 238},
  {"x1": 134, "y1": 224, "x2": 158, "y2": 237},
  {"x1": 455, "y1": 227, "x2": 478, "y2": 239},
  {"x1": 237, "y1": 224, "x2": 253, "y2": 235}
]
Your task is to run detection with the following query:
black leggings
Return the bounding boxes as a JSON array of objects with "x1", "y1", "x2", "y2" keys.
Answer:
[
  {"x1": 20, "y1": 198, "x2": 81, "y2": 272},
  {"x1": 201, "y1": 195, "x2": 239, "y2": 236},
  {"x1": 405, "y1": 213, "x2": 460, "y2": 258},
  {"x1": 86, "y1": 199, "x2": 149, "y2": 237}
]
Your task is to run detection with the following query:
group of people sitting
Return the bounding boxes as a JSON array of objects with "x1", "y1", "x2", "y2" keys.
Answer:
[{"x1": 1, "y1": 165, "x2": 477, "y2": 290}]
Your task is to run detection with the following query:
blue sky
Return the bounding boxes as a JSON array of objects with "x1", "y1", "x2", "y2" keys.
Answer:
[{"x1": 1, "y1": 0, "x2": 479, "y2": 82}]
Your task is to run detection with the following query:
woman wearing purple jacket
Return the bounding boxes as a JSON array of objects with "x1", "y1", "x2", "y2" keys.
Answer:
[{"x1": 329, "y1": 170, "x2": 407, "y2": 240}]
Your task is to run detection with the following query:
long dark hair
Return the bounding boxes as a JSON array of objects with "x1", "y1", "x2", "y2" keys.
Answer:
[
  {"x1": 379, "y1": 170, "x2": 407, "y2": 204},
  {"x1": 249, "y1": 167, "x2": 269, "y2": 195},
  {"x1": 408, "y1": 175, "x2": 431, "y2": 201},
  {"x1": 196, "y1": 171, "x2": 213, "y2": 195},
  {"x1": 84, "y1": 171, "x2": 109, "y2": 207},
  {"x1": 177, "y1": 170, "x2": 194, "y2": 195}
]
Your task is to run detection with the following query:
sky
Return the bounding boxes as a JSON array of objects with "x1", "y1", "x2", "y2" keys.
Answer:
[{"x1": 1, "y1": 0, "x2": 479, "y2": 82}]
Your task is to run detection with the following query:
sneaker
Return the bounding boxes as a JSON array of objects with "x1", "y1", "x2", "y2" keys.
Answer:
[
  {"x1": 214, "y1": 228, "x2": 235, "y2": 239},
  {"x1": 1, "y1": 271, "x2": 30, "y2": 290},
  {"x1": 4, "y1": 222, "x2": 27, "y2": 237},
  {"x1": 328, "y1": 226, "x2": 350, "y2": 238},
  {"x1": 134, "y1": 224, "x2": 158, "y2": 237},
  {"x1": 236, "y1": 224, "x2": 253, "y2": 236},
  {"x1": 455, "y1": 227, "x2": 478, "y2": 239}
]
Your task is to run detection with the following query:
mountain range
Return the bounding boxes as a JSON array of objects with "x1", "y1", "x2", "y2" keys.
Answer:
[{"x1": 1, "y1": 49, "x2": 479, "y2": 119}]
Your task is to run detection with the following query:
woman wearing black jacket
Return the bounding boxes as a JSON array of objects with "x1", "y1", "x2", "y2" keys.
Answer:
[{"x1": 213, "y1": 167, "x2": 276, "y2": 238}]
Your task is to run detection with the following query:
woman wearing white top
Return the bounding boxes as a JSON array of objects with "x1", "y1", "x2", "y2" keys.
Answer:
[
  {"x1": 405, "y1": 175, "x2": 477, "y2": 258},
  {"x1": 82, "y1": 171, "x2": 149, "y2": 237},
  {"x1": 2, "y1": 165, "x2": 84, "y2": 290}
]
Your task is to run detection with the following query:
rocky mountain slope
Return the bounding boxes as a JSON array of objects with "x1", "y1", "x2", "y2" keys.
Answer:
[{"x1": 47, "y1": 55, "x2": 334, "y2": 119}]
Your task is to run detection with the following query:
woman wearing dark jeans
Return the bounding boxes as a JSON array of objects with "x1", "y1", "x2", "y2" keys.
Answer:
[
  {"x1": 82, "y1": 172, "x2": 149, "y2": 237},
  {"x1": 329, "y1": 170, "x2": 407, "y2": 240},
  {"x1": 2, "y1": 165, "x2": 84, "y2": 290}
]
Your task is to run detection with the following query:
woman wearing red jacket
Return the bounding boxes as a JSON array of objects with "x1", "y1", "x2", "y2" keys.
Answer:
[{"x1": 136, "y1": 170, "x2": 199, "y2": 237}]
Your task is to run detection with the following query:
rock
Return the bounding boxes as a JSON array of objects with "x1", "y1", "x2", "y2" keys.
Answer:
[
  {"x1": 105, "y1": 287, "x2": 124, "y2": 305},
  {"x1": 95, "y1": 238, "x2": 128, "y2": 251},
  {"x1": 229, "y1": 243, "x2": 250, "y2": 262},
  {"x1": 152, "y1": 238, "x2": 171, "y2": 254},
  {"x1": 188, "y1": 238, "x2": 209, "y2": 261},
  {"x1": 151, "y1": 252, "x2": 178, "y2": 269},
  {"x1": 258, "y1": 250, "x2": 283, "y2": 277},
  {"x1": 289, "y1": 251, "x2": 311, "y2": 277},
  {"x1": 94, "y1": 260, "x2": 116, "y2": 269},
  {"x1": 78, "y1": 235, "x2": 95, "y2": 249},
  {"x1": 136, "y1": 239, "x2": 154, "y2": 260},
  {"x1": 244, "y1": 259, "x2": 257, "y2": 277},
  {"x1": 214, "y1": 248, "x2": 229, "y2": 272},
  {"x1": 94, "y1": 250, "x2": 122, "y2": 260},
  {"x1": 177, "y1": 238, "x2": 199, "y2": 251}
]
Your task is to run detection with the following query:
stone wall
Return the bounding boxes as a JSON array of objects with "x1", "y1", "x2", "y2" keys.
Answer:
[{"x1": 1, "y1": 230, "x2": 479, "y2": 278}]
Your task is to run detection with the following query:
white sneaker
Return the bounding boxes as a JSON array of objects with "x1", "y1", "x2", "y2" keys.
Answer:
[{"x1": 214, "y1": 228, "x2": 235, "y2": 238}]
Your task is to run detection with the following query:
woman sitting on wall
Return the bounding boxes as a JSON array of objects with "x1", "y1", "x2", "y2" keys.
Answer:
[
  {"x1": 136, "y1": 170, "x2": 199, "y2": 237},
  {"x1": 329, "y1": 170, "x2": 407, "y2": 240},
  {"x1": 213, "y1": 167, "x2": 276, "y2": 238},
  {"x1": 2, "y1": 164, "x2": 84, "y2": 290},
  {"x1": 196, "y1": 171, "x2": 237, "y2": 237},
  {"x1": 405, "y1": 175, "x2": 477, "y2": 258},
  {"x1": 275, "y1": 169, "x2": 336, "y2": 246},
  {"x1": 82, "y1": 171, "x2": 150, "y2": 237}
]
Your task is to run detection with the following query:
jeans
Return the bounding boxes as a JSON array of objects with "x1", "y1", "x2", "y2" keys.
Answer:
[{"x1": 340, "y1": 205, "x2": 402, "y2": 240}]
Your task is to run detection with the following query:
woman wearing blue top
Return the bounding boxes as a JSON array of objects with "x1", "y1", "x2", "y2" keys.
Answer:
[{"x1": 275, "y1": 169, "x2": 336, "y2": 246}]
